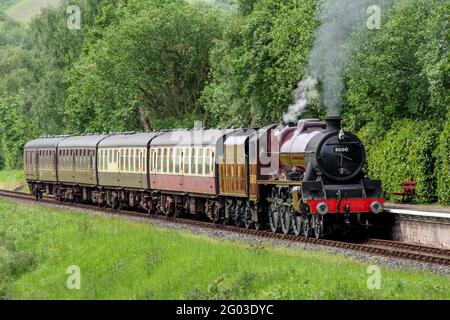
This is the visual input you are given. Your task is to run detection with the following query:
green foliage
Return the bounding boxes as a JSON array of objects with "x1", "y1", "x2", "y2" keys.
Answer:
[
  {"x1": 364, "y1": 120, "x2": 440, "y2": 203},
  {"x1": 237, "y1": 0, "x2": 258, "y2": 15},
  {"x1": 0, "y1": 94, "x2": 37, "y2": 170},
  {"x1": 434, "y1": 120, "x2": 450, "y2": 205},
  {"x1": 0, "y1": 199, "x2": 448, "y2": 299},
  {"x1": 342, "y1": 0, "x2": 449, "y2": 132},
  {"x1": 201, "y1": 0, "x2": 321, "y2": 127},
  {"x1": 65, "y1": 0, "x2": 226, "y2": 133},
  {"x1": 0, "y1": 15, "x2": 30, "y2": 47}
]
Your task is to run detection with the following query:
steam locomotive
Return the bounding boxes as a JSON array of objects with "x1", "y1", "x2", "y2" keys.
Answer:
[{"x1": 24, "y1": 117, "x2": 384, "y2": 239}]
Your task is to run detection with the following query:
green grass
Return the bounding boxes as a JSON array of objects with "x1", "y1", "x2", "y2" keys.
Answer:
[
  {"x1": 0, "y1": 199, "x2": 449, "y2": 300},
  {"x1": 0, "y1": 170, "x2": 27, "y2": 191},
  {"x1": 6, "y1": 0, "x2": 60, "y2": 23}
]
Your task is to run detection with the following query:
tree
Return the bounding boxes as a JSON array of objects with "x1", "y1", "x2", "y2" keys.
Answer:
[
  {"x1": 65, "y1": 0, "x2": 227, "y2": 133},
  {"x1": 342, "y1": 0, "x2": 449, "y2": 132},
  {"x1": 201, "y1": 0, "x2": 320, "y2": 127}
]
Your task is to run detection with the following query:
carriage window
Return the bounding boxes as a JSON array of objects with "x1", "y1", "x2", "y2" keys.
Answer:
[
  {"x1": 197, "y1": 149, "x2": 203, "y2": 175},
  {"x1": 183, "y1": 148, "x2": 189, "y2": 174},
  {"x1": 123, "y1": 149, "x2": 130, "y2": 171},
  {"x1": 151, "y1": 149, "x2": 155, "y2": 172},
  {"x1": 103, "y1": 150, "x2": 107, "y2": 171},
  {"x1": 109, "y1": 150, "x2": 112, "y2": 163},
  {"x1": 130, "y1": 149, "x2": 135, "y2": 172},
  {"x1": 143, "y1": 151, "x2": 146, "y2": 173},
  {"x1": 191, "y1": 148, "x2": 196, "y2": 175},
  {"x1": 168, "y1": 148, "x2": 173, "y2": 174},
  {"x1": 135, "y1": 149, "x2": 140, "y2": 172},
  {"x1": 155, "y1": 149, "x2": 160, "y2": 173},
  {"x1": 205, "y1": 149, "x2": 211, "y2": 176},
  {"x1": 119, "y1": 149, "x2": 123, "y2": 171},
  {"x1": 174, "y1": 149, "x2": 180, "y2": 174},
  {"x1": 161, "y1": 148, "x2": 167, "y2": 173}
]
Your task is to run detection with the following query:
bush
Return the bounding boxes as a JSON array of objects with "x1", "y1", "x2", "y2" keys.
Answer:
[
  {"x1": 365, "y1": 120, "x2": 439, "y2": 203},
  {"x1": 434, "y1": 121, "x2": 450, "y2": 205}
]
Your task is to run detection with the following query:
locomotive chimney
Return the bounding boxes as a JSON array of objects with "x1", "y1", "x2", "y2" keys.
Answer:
[{"x1": 325, "y1": 116, "x2": 342, "y2": 131}]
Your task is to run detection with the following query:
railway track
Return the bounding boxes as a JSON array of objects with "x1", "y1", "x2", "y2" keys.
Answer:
[{"x1": 1, "y1": 189, "x2": 450, "y2": 266}]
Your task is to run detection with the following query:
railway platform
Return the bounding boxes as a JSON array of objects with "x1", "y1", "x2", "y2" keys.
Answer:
[{"x1": 384, "y1": 203, "x2": 450, "y2": 249}]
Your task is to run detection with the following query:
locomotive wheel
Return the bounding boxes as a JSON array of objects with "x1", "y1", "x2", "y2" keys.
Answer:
[
  {"x1": 111, "y1": 197, "x2": 119, "y2": 210},
  {"x1": 280, "y1": 206, "x2": 292, "y2": 235},
  {"x1": 314, "y1": 216, "x2": 324, "y2": 239},
  {"x1": 302, "y1": 214, "x2": 310, "y2": 238},
  {"x1": 224, "y1": 199, "x2": 234, "y2": 225},
  {"x1": 268, "y1": 204, "x2": 279, "y2": 233},
  {"x1": 292, "y1": 215, "x2": 303, "y2": 236},
  {"x1": 268, "y1": 189, "x2": 280, "y2": 233},
  {"x1": 234, "y1": 200, "x2": 243, "y2": 227},
  {"x1": 244, "y1": 202, "x2": 252, "y2": 229}
]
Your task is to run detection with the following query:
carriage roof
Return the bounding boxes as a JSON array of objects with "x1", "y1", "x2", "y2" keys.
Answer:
[
  {"x1": 24, "y1": 136, "x2": 68, "y2": 149},
  {"x1": 98, "y1": 132, "x2": 159, "y2": 148},
  {"x1": 150, "y1": 129, "x2": 238, "y2": 147},
  {"x1": 58, "y1": 135, "x2": 109, "y2": 148}
]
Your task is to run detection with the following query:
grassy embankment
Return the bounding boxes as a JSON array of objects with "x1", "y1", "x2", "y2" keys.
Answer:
[
  {"x1": 0, "y1": 170, "x2": 27, "y2": 191},
  {"x1": 0, "y1": 0, "x2": 21, "y2": 13},
  {"x1": 5, "y1": 0, "x2": 60, "y2": 22},
  {"x1": 0, "y1": 199, "x2": 448, "y2": 299}
]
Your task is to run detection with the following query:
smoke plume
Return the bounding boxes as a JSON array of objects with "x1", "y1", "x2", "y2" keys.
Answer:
[
  {"x1": 283, "y1": 77, "x2": 318, "y2": 124},
  {"x1": 284, "y1": 0, "x2": 388, "y2": 121}
]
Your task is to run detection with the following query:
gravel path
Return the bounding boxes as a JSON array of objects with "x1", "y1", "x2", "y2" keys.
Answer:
[{"x1": 5, "y1": 196, "x2": 450, "y2": 276}]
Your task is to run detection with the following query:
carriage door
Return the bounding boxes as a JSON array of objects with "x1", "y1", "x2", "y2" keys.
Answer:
[
  {"x1": 34, "y1": 150, "x2": 40, "y2": 180},
  {"x1": 71, "y1": 149, "x2": 76, "y2": 180}
]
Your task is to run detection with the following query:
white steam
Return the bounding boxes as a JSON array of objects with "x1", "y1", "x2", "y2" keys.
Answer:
[
  {"x1": 284, "y1": 0, "x2": 389, "y2": 122},
  {"x1": 283, "y1": 77, "x2": 318, "y2": 124}
]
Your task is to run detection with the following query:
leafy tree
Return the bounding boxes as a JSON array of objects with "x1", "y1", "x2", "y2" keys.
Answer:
[
  {"x1": 65, "y1": 0, "x2": 227, "y2": 133},
  {"x1": 201, "y1": 0, "x2": 320, "y2": 127},
  {"x1": 342, "y1": 0, "x2": 449, "y2": 132}
]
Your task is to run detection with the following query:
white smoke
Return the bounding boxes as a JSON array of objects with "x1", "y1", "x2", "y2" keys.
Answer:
[
  {"x1": 282, "y1": 77, "x2": 318, "y2": 124},
  {"x1": 284, "y1": 0, "x2": 389, "y2": 121}
]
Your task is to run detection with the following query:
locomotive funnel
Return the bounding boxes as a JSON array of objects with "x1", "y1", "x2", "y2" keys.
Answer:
[{"x1": 325, "y1": 116, "x2": 342, "y2": 131}]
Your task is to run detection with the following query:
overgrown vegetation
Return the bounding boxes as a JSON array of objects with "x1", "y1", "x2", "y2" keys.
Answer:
[
  {"x1": 0, "y1": 0, "x2": 448, "y2": 203},
  {"x1": 0, "y1": 199, "x2": 448, "y2": 299},
  {"x1": 0, "y1": 170, "x2": 26, "y2": 190},
  {"x1": 362, "y1": 120, "x2": 439, "y2": 203}
]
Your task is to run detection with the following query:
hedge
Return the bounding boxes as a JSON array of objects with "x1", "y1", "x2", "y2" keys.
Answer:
[
  {"x1": 362, "y1": 119, "x2": 439, "y2": 203},
  {"x1": 434, "y1": 121, "x2": 450, "y2": 205}
]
